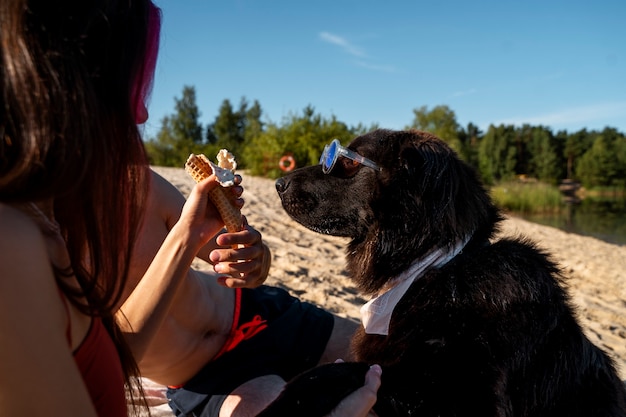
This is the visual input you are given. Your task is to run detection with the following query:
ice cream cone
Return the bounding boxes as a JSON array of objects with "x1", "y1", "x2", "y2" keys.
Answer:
[{"x1": 185, "y1": 153, "x2": 243, "y2": 233}]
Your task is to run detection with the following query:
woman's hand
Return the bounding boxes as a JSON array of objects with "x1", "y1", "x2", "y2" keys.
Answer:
[
  {"x1": 177, "y1": 175, "x2": 230, "y2": 251},
  {"x1": 210, "y1": 216, "x2": 271, "y2": 288},
  {"x1": 206, "y1": 174, "x2": 272, "y2": 288}
]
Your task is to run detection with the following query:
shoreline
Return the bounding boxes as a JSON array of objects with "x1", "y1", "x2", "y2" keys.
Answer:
[{"x1": 153, "y1": 165, "x2": 626, "y2": 379}]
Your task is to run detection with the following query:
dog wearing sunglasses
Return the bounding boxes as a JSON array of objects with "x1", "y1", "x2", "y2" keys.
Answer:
[{"x1": 265, "y1": 129, "x2": 626, "y2": 416}]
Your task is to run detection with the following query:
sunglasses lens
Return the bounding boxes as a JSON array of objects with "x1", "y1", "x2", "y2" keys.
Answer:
[
  {"x1": 321, "y1": 141, "x2": 337, "y2": 172},
  {"x1": 319, "y1": 139, "x2": 379, "y2": 175}
]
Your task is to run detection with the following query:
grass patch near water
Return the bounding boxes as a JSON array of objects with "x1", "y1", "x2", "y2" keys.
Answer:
[{"x1": 490, "y1": 181, "x2": 563, "y2": 214}]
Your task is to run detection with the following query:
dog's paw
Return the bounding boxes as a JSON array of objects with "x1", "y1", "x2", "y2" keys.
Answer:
[{"x1": 257, "y1": 362, "x2": 369, "y2": 417}]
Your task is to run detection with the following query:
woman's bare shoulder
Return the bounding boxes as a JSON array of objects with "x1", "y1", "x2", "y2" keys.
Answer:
[
  {"x1": 0, "y1": 203, "x2": 44, "y2": 246},
  {"x1": 0, "y1": 205, "x2": 93, "y2": 415},
  {"x1": 149, "y1": 169, "x2": 186, "y2": 227},
  {"x1": 0, "y1": 203, "x2": 53, "y2": 293}
]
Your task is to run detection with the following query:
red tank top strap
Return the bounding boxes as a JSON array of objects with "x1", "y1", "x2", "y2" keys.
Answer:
[
  {"x1": 73, "y1": 316, "x2": 127, "y2": 416},
  {"x1": 57, "y1": 287, "x2": 126, "y2": 416}
]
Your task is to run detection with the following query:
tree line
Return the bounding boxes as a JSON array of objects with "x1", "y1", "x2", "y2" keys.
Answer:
[{"x1": 145, "y1": 85, "x2": 626, "y2": 189}]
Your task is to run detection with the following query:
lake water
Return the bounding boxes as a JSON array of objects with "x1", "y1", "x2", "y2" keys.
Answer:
[{"x1": 515, "y1": 197, "x2": 626, "y2": 246}]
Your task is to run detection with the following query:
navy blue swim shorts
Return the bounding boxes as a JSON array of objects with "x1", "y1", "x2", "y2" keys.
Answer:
[{"x1": 166, "y1": 285, "x2": 334, "y2": 417}]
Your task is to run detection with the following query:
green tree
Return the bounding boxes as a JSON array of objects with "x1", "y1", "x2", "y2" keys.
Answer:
[
  {"x1": 457, "y1": 122, "x2": 482, "y2": 170},
  {"x1": 172, "y1": 86, "x2": 203, "y2": 144},
  {"x1": 513, "y1": 124, "x2": 533, "y2": 175},
  {"x1": 478, "y1": 124, "x2": 517, "y2": 184},
  {"x1": 207, "y1": 97, "x2": 264, "y2": 167},
  {"x1": 242, "y1": 105, "x2": 352, "y2": 178},
  {"x1": 553, "y1": 130, "x2": 570, "y2": 179},
  {"x1": 614, "y1": 133, "x2": 626, "y2": 188},
  {"x1": 407, "y1": 105, "x2": 464, "y2": 158},
  {"x1": 145, "y1": 85, "x2": 204, "y2": 166},
  {"x1": 144, "y1": 115, "x2": 179, "y2": 166},
  {"x1": 527, "y1": 126, "x2": 560, "y2": 184},
  {"x1": 575, "y1": 129, "x2": 620, "y2": 188},
  {"x1": 351, "y1": 121, "x2": 381, "y2": 137},
  {"x1": 563, "y1": 128, "x2": 593, "y2": 180},
  {"x1": 244, "y1": 100, "x2": 264, "y2": 144},
  {"x1": 209, "y1": 99, "x2": 240, "y2": 150}
]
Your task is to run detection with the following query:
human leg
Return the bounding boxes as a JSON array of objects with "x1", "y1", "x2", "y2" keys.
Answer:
[
  {"x1": 218, "y1": 314, "x2": 358, "y2": 417},
  {"x1": 319, "y1": 315, "x2": 359, "y2": 364},
  {"x1": 219, "y1": 375, "x2": 286, "y2": 417},
  {"x1": 166, "y1": 286, "x2": 335, "y2": 416}
]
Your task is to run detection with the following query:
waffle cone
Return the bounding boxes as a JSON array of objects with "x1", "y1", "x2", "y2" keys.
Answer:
[{"x1": 185, "y1": 153, "x2": 243, "y2": 233}]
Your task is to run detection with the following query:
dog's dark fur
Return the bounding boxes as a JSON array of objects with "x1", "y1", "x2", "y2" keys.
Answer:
[{"x1": 267, "y1": 129, "x2": 626, "y2": 416}]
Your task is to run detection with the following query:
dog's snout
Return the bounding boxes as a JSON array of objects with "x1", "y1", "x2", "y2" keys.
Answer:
[{"x1": 275, "y1": 177, "x2": 289, "y2": 194}]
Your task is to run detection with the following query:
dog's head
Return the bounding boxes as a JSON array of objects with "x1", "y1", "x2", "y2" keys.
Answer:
[{"x1": 276, "y1": 129, "x2": 501, "y2": 294}]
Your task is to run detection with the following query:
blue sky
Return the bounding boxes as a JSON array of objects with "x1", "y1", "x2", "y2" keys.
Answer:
[{"x1": 143, "y1": 0, "x2": 626, "y2": 139}]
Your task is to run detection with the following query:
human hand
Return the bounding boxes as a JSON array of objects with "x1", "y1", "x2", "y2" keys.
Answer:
[
  {"x1": 209, "y1": 216, "x2": 271, "y2": 288},
  {"x1": 326, "y1": 364, "x2": 382, "y2": 417},
  {"x1": 177, "y1": 174, "x2": 229, "y2": 250}
]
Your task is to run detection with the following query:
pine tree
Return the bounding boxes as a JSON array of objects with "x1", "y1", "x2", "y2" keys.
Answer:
[{"x1": 145, "y1": 85, "x2": 204, "y2": 166}]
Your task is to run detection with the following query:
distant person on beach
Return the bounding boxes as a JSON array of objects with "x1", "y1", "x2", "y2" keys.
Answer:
[{"x1": 120, "y1": 169, "x2": 374, "y2": 416}]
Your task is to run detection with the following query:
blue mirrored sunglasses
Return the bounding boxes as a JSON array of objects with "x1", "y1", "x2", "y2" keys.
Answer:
[{"x1": 319, "y1": 139, "x2": 381, "y2": 174}]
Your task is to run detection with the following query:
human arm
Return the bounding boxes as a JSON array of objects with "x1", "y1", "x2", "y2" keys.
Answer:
[
  {"x1": 327, "y1": 364, "x2": 382, "y2": 417},
  {"x1": 150, "y1": 170, "x2": 270, "y2": 288},
  {"x1": 225, "y1": 363, "x2": 381, "y2": 417},
  {"x1": 0, "y1": 207, "x2": 98, "y2": 416},
  {"x1": 118, "y1": 175, "x2": 227, "y2": 360},
  {"x1": 118, "y1": 170, "x2": 270, "y2": 361}
]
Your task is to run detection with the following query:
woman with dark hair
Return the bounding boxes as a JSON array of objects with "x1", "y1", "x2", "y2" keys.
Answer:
[
  {"x1": 0, "y1": 0, "x2": 171, "y2": 415},
  {"x1": 0, "y1": 0, "x2": 380, "y2": 415}
]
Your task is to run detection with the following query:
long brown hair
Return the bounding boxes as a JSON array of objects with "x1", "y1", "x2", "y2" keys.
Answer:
[{"x1": 0, "y1": 0, "x2": 161, "y2": 411}]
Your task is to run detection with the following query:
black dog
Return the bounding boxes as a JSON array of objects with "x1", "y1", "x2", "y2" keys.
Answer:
[{"x1": 268, "y1": 129, "x2": 626, "y2": 416}]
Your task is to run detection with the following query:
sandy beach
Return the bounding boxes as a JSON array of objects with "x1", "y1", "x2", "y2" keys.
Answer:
[{"x1": 153, "y1": 165, "x2": 626, "y2": 380}]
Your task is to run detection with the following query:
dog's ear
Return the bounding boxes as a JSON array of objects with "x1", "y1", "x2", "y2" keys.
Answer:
[
  {"x1": 358, "y1": 138, "x2": 445, "y2": 281},
  {"x1": 397, "y1": 132, "x2": 501, "y2": 243},
  {"x1": 397, "y1": 138, "x2": 452, "y2": 194},
  {"x1": 398, "y1": 143, "x2": 426, "y2": 181}
]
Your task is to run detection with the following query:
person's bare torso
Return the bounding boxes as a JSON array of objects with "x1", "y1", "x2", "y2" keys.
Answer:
[
  {"x1": 123, "y1": 172, "x2": 236, "y2": 386},
  {"x1": 123, "y1": 171, "x2": 356, "y2": 388},
  {"x1": 138, "y1": 268, "x2": 235, "y2": 386}
]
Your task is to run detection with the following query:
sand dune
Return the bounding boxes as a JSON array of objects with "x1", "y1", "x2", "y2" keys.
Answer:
[{"x1": 153, "y1": 165, "x2": 626, "y2": 379}]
